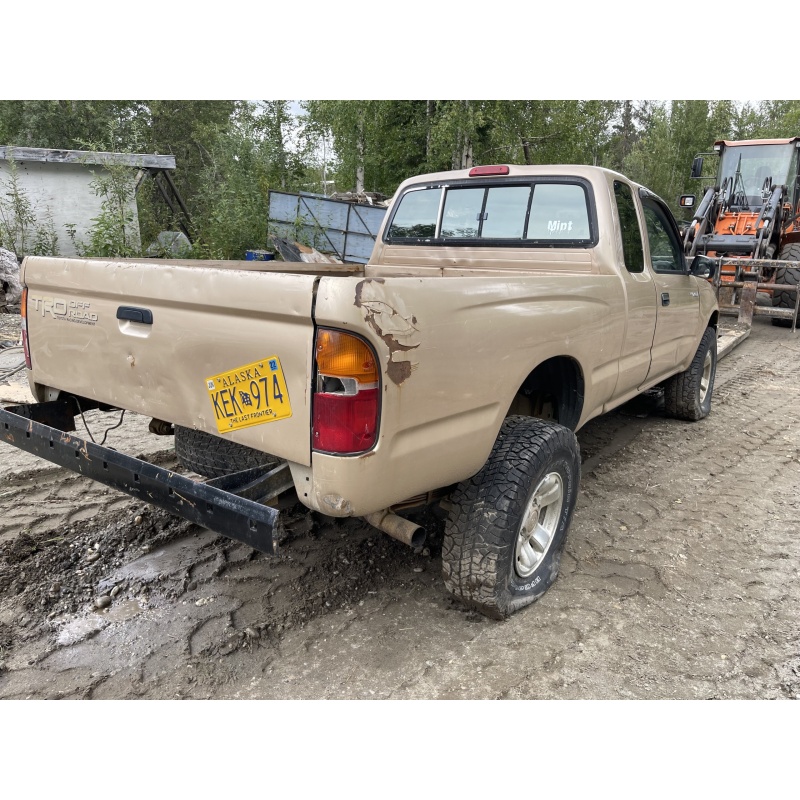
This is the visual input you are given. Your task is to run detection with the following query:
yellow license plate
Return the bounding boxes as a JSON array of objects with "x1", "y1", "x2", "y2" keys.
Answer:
[{"x1": 205, "y1": 356, "x2": 292, "y2": 433}]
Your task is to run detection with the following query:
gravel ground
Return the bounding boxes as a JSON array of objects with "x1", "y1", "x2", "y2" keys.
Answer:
[{"x1": 0, "y1": 311, "x2": 798, "y2": 701}]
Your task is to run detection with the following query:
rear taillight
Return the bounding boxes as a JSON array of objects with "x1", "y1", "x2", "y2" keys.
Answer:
[
  {"x1": 313, "y1": 329, "x2": 379, "y2": 454},
  {"x1": 20, "y1": 286, "x2": 31, "y2": 369}
]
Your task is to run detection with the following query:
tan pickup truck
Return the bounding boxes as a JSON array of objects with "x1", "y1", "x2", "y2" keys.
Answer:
[{"x1": 1, "y1": 164, "x2": 719, "y2": 618}]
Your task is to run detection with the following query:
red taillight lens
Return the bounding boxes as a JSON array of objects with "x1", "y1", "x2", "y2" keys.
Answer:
[
  {"x1": 313, "y1": 329, "x2": 379, "y2": 454},
  {"x1": 313, "y1": 389, "x2": 378, "y2": 453},
  {"x1": 20, "y1": 286, "x2": 31, "y2": 369},
  {"x1": 469, "y1": 165, "x2": 510, "y2": 176}
]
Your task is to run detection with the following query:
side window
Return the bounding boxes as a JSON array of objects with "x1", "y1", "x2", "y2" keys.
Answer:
[
  {"x1": 642, "y1": 198, "x2": 684, "y2": 272},
  {"x1": 613, "y1": 180, "x2": 644, "y2": 273},
  {"x1": 788, "y1": 150, "x2": 799, "y2": 209}
]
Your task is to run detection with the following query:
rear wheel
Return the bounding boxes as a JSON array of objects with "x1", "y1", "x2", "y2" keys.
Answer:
[
  {"x1": 441, "y1": 416, "x2": 580, "y2": 619},
  {"x1": 174, "y1": 425, "x2": 279, "y2": 478},
  {"x1": 771, "y1": 243, "x2": 800, "y2": 327}
]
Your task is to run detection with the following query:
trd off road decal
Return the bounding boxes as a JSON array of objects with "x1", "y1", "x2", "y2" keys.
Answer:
[{"x1": 29, "y1": 295, "x2": 98, "y2": 325}]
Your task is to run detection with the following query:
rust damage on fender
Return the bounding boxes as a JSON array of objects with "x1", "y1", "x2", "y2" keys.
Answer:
[{"x1": 354, "y1": 279, "x2": 421, "y2": 385}]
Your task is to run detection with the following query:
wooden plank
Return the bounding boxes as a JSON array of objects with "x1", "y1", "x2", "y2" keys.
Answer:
[
  {"x1": 0, "y1": 146, "x2": 175, "y2": 170},
  {"x1": 717, "y1": 326, "x2": 751, "y2": 360},
  {"x1": 738, "y1": 281, "x2": 757, "y2": 327}
]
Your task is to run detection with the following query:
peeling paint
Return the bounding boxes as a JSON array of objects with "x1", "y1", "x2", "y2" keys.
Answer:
[
  {"x1": 354, "y1": 279, "x2": 420, "y2": 385},
  {"x1": 321, "y1": 494, "x2": 354, "y2": 515}
]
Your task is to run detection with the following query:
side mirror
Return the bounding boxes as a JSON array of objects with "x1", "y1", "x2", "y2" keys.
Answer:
[
  {"x1": 679, "y1": 194, "x2": 696, "y2": 209},
  {"x1": 690, "y1": 157, "x2": 704, "y2": 179},
  {"x1": 689, "y1": 254, "x2": 716, "y2": 279}
]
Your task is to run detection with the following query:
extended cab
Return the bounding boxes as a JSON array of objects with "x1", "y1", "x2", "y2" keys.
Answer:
[{"x1": 1, "y1": 165, "x2": 719, "y2": 618}]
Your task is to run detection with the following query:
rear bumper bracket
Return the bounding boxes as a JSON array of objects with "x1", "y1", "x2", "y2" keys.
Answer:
[{"x1": 0, "y1": 404, "x2": 280, "y2": 553}]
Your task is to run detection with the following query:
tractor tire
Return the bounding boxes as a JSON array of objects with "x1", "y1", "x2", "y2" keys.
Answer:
[
  {"x1": 441, "y1": 416, "x2": 580, "y2": 620},
  {"x1": 664, "y1": 326, "x2": 717, "y2": 421},
  {"x1": 174, "y1": 425, "x2": 279, "y2": 478},
  {"x1": 771, "y1": 243, "x2": 800, "y2": 328}
]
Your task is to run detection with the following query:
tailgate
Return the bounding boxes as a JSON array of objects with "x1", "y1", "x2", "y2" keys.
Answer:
[{"x1": 22, "y1": 257, "x2": 317, "y2": 466}]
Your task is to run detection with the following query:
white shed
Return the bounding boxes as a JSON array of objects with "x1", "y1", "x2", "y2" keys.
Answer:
[{"x1": 0, "y1": 146, "x2": 177, "y2": 257}]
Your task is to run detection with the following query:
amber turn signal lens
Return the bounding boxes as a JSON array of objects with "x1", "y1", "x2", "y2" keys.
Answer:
[
  {"x1": 315, "y1": 329, "x2": 378, "y2": 382},
  {"x1": 313, "y1": 328, "x2": 380, "y2": 454}
]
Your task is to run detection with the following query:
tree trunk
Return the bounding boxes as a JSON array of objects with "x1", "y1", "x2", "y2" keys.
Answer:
[
  {"x1": 356, "y1": 111, "x2": 365, "y2": 193},
  {"x1": 460, "y1": 101, "x2": 473, "y2": 169},
  {"x1": 426, "y1": 100, "x2": 434, "y2": 163},
  {"x1": 461, "y1": 137, "x2": 473, "y2": 169}
]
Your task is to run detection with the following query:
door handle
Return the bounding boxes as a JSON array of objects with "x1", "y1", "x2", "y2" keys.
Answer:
[
  {"x1": 661, "y1": 292, "x2": 670, "y2": 306},
  {"x1": 117, "y1": 306, "x2": 153, "y2": 324}
]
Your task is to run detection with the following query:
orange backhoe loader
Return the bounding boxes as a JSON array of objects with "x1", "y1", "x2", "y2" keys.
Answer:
[{"x1": 682, "y1": 138, "x2": 800, "y2": 329}]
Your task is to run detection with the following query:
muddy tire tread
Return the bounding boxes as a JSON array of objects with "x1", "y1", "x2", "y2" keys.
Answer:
[
  {"x1": 174, "y1": 425, "x2": 279, "y2": 478},
  {"x1": 441, "y1": 416, "x2": 579, "y2": 619},
  {"x1": 663, "y1": 326, "x2": 716, "y2": 421}
]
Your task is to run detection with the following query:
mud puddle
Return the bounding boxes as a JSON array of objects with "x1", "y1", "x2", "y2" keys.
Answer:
[{"x1": 0, "y1": 317, "x2": 798, "y2": 699}]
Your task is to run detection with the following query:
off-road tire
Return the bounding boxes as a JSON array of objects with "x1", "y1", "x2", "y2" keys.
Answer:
[
  {"x1": 663, "y1": 326, "x2": 717, "y2": 421},
  {"x1": 441, "y1": 416, "x2": 580, "y2": 620},
  {"x1": 174, "y1": 425, "x2": 279, "y2": 478},
  {"x1": 770, "y1": 243, "x2": 800, "y2": 327}
]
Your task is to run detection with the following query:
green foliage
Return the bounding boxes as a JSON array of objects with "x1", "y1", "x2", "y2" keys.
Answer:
[
  {"x1": 0, "y1": 154, "x2": 59, "y2": 257},
  {"x1": 59, "y1": 127, "x2": 143, "y2": 258},
  {"x1": 302, "y1": 100, "x2": 429, "y2": 194},
  {"x1": 0, "y1": 100, "x2": 146, "y2": 151},
  {"x1": 182, "y1": 102, "x2": 310, "y2": 259},
  {"x1": 5, "y1": 99, "x2": 800, "y2": 255},
  {"x1": 302, "y1": 100, "x2": 621, "y2": 196},
  {"x1": 620, "y1": 101, "x2": 753, "y2": 215},
  {"x1": 70, "y1": 163, "x2": 140, "y2": 258},
  {"x1": 136, "y1": 101, "x2": 309, "y2": 259}
]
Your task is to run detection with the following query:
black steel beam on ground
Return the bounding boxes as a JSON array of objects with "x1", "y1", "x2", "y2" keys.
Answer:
[
  {"x1": 0, "y1": 405, "x2": 280, "y2": 553},
  {"x1": 205, "y1": 463, "x2": 295, "y2": 505}
]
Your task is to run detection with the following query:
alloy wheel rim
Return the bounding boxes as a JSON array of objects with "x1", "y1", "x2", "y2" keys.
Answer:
[
  {"x1": 515, "y1": 472, "x2": 564, "y2": 579},
  {"x1": 700, "y1": 350, "x2": 713, "y2": 404}
]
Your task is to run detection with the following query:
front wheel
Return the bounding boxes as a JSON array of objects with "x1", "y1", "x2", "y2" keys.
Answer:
[
  {"x1": 663, "y1": 326, "x2": 717, "y2": 421},
  {"x1": 441, "y1": 416, "x2": 580, "y2": 619}
]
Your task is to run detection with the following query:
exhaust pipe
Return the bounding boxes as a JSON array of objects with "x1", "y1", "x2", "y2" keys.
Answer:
[{"x1": 364, "y1": 510, "x2": 425, "y2": 549}]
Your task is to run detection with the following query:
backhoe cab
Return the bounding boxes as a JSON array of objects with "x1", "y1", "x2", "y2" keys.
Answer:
[
  {"x1": 682, "y1": 138, "x2": 800, "y2": 259},
  {"x1": 682, "y1": 138, "x2": 800, "y2": 329}
]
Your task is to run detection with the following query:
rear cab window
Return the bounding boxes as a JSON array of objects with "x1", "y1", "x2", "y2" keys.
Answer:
[{"x1": 386, "y1": 177, "x2": 597, "y2": 247}]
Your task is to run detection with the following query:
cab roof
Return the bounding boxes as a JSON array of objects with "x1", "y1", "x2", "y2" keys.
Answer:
[{"x1": 715, "y1": 138, "x2": 800, "y2": 147}]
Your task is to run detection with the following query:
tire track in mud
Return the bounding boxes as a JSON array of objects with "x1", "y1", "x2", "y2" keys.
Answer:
[
  {"x1": 0, "y1": 491, "x2": 442, "y2": 698},
  {"x1": 562, "y1": 325, "x2": 800, "y2": 699},
  {"x1": 1, "y1": 320, "x2": 799, "y2": 699},
  {"x1": 0, "y1": 450, "x2": 180, "y2": 544}
]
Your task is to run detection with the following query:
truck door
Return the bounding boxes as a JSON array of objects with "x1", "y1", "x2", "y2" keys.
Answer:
[
  {"x1": 640, "y1": 194, "x2": 701, "y2": 383},
  {"x1": 612, "y1": 180, "x2": 657, "y2": 396}
]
